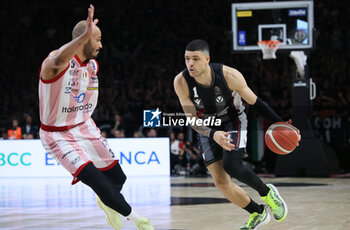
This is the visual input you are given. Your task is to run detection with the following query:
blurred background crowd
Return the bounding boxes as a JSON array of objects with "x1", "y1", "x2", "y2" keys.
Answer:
[{"x1": 0, "y1": 0, "x2": 349, "y2": 174}]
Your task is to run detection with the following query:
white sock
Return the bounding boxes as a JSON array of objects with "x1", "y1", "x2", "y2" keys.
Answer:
[{"x1": 126, "y1": 209, "x2": 142, "y2": 223}]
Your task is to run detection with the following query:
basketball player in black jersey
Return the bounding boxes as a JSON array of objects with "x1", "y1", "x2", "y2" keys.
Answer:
[{"x1": 174, "y1": 39, "x2": 300, "y2": 230}]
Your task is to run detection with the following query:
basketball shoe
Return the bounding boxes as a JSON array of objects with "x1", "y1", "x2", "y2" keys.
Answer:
[
  {"x1": 240, "y1": 205, "x2": 270, "y2": 230},
  {"x1": 260, "y1": 184, "x2": 288, "y2": 222},
  {"x1": 96, "y1": 196, "x2": 122, "y2": 229},
  {"x1": 135, "y1": 217, "x2": 154, "y2": 230}
]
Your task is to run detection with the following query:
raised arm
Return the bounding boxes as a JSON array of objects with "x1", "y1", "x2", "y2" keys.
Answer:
[
  {"x1": 173, "y1": 73, "x2": 235, "y2": 151},
  {"x1": 41, "y1": 4, "x2": 98, "y2": 80}
]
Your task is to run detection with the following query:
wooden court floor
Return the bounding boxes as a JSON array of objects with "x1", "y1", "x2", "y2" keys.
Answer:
[{"x1": 0, "y1": 176, "x2": 349, "y2": 230}]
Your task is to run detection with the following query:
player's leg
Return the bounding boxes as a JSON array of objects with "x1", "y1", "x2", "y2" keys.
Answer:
[
  {"x1": 77, "y1": 162, "x2": 132, "y2": 216},
  {"x1": 80, "y1": 118, "x2": 153, "y2": 229},
  {"x1": 101, "y1": 162, "x2": 126, "y2": 193},
  {"x1": 77, "y1": 163, "x2": 154, "y2": 230},
  {"x1": 207, "y1": 160, "x2": 250, "y2": 207},
  {"x1": 222, "y1": 149, "x2": 270, "y2": 197},
  {"x1": 207, "y1": 159, "x2": 270, "y2": 229},
  {"x1": 200, "y1": 134, "x2": 269, "y2": 229},
  {"x1": 223, "y1": 132, "x2": 287, "y2": 222}
]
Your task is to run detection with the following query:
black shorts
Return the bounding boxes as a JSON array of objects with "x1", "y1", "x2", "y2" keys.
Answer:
[{"x1": 199, "y1": 118, "x2": 248, "y2": 166}]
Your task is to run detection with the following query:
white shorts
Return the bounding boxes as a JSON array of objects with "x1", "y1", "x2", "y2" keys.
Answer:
[{"x1": 40, "y1": 118, "x2": 118, "y2": 178}]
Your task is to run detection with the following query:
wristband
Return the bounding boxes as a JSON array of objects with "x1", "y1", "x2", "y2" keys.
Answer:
[
  {"x1": 209, "y1": 129, "x2": 216, "y2": 140},
  {"x1": 252, "y1": 97, "x2": 283, "y2": 123}
]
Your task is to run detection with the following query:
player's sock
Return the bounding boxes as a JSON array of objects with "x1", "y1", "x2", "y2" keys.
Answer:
[
  {"x1": 243, "y1": 198, "x2": 263, "y2": 214},
  {"x1": 258, "y1": 185, "x2": 270, "y2": 197},
  {"x1": 126, "y1": 209, "x2": 142, "y2": 223}
]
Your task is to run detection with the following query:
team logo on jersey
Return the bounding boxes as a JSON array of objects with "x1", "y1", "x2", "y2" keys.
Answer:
[
  {"x1": 143, "y1": 108, "x2": 161, "y2": 127},
  {"x1": 74, "y1": 93, "x2": 86, "y2": 103},
  {"x1": 216, "y1": 96, "x2": 224, "y2": 103},
  {"x1": 65, "y1": 86, "x2": 72, "y2": 94},
  {"x1": 194, "y1": 99, "x2": 201, "y2": 105}
]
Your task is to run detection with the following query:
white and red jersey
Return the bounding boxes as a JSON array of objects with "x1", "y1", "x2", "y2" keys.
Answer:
[{"x1": 39, "y1": 55, "x2": 99, "y2": 131}]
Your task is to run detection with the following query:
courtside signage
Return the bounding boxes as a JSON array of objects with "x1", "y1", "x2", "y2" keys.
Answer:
[{"x1": 0, "y1": 138, "x2": 170, "y2": 177}]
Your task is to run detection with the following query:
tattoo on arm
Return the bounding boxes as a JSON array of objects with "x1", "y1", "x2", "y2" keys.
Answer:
[{"x1": 191, "y1": 123, "x2": 212, "y2": 137}]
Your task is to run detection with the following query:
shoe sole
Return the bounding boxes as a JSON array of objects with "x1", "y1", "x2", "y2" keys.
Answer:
[
  {"x1": 254, "y1": 211, "x2": 271, "y2": 230},
  {"x1": 267, "y1": 184, "x2": 288, "y2": 222},
  {"x1": 96, "y1": 197, "x2": 122, "y2": 230}
]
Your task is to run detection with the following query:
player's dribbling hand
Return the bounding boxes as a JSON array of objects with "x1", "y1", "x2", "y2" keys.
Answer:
[
  {"x1": 213, "y1": 131, "x2": 235, "y2": 151},
  {"x1": 84, "y1": 4, "x2": 99, "y2": 38},
  {"x1": 286, "y1": 119, "x2": 301, "y2": 142}
]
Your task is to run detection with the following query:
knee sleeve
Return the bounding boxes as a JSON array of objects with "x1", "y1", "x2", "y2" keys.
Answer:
[
  {"x1": 222, "y1": 151, "x2": 245, "y2": 179},
  {"x1": 101, "y1": 163, "x2": 127, "y2": 192},
  {"x1": 223, "y1": 150, "x2": 269, "y2": 196},
  {"x1": 77, "y1": 163, "x2": 131, "y2": 216}
]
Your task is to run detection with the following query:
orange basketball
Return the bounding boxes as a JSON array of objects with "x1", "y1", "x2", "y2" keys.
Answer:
[{"x1": 265, "y1": 122, "x2": 299, "y2": 155}]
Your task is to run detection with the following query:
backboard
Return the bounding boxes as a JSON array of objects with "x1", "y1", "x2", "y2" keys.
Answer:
[{"x1": 232, "y1": 1, "x2": 314, "y2": 52}]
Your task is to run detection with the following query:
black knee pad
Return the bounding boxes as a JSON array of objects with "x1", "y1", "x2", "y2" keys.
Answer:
[
  {"x1": 222, "y1": 150, "x2": 246, "y2": 179},
  {"x1": 102, "y1": 163, "x2": 127, "y2": 191}
]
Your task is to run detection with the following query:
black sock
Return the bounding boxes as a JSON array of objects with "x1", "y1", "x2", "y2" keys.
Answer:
[
  {"x1": 244, "y1": 198, "x2": 263, "y2": 214},
  {"x1": 259, "y1": 185, "x2": 270, "y2": 197}
]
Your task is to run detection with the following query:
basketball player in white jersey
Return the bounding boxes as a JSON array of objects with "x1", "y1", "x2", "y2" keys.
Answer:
[
  {"x1": 174, "y1": 39, "x2": 300, "y2": 229},
  {"x1": 39, "y1": 5, "x2": 153, "y2": 230}
]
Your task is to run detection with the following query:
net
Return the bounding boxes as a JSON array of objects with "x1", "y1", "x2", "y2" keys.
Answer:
[{"x1": 257, "y1": 40, "x2": 281, "y2": 59}]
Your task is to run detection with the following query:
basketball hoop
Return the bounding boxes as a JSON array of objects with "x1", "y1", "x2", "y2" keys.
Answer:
[{"x1": 257, "y1": 40, "x2": 281, "y2": 59}]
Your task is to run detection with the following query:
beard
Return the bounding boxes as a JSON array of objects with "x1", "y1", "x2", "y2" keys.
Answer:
[{"x1": 83, "y1": 41, "x2": 99, "y2": 59}]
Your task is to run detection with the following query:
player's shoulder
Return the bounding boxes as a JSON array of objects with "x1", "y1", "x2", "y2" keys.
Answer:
[
  {"x1": 46, "y1": 50, "x2": 59, "y2": 60},
  {"x1": 174, "y1": 72, "x2": 185, "y2": 85},
  {"x1": 222, "y1": 65, "x2": 244, "y2": 79},
  {"x1": 174, "y1": 72, "x2": 189, "y2": 95},
  {"x1": 222, "y1": 64, "x2": 238, "y2": 74}
]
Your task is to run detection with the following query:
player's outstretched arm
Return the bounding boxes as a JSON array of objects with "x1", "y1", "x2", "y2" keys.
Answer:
[
  {"x1": 41, "y1": 4, "x2": 98, "y2": 80},
  {"x1": 174, "y1": 74, "x2": 235, "y2": 151}
]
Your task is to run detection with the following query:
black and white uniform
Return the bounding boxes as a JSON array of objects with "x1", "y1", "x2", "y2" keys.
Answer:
[{"x1": 182, "y1": 63, "x2": 248, "y2": 166}]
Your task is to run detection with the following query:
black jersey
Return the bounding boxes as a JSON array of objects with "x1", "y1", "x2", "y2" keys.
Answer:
[{"x1": 182, "y1": 63, "x2": 246, "y2": 129}]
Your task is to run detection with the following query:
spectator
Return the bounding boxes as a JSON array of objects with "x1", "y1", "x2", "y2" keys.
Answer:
[
  {"x1": 21, "y1": 115, "x2": 38, "y2": 139},
  {"x1": 146, "y1": 128, "x2": 157, "y2": 137},
  {"x1": 133, "y1": 131, "x2": 143, "y2": 138},
  {"x1": 113, "y1": 129, "x2": 125, "y2": 138},
  {"x1": 7, "y1": 119, "x2": 22, "y2": 140},
  {"x1": 111, "y1": 113, "x2": 125, "y2": 135},
  {"x1": 177, "y1": 132, "x2": 185, "y2": 153},
  {"x1": 101, "y1": 130, "x2": 108, "y2": 138},
  {"x1": 169, "y1": 131, "x2": 180, "y2": 174}
]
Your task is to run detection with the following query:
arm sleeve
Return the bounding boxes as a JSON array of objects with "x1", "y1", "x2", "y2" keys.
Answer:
[{"x1": 251, "y1": 97, "x2": 283, "y2": 123}]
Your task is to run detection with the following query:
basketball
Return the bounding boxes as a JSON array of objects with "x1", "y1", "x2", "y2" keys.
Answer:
[{"x1": 265, "y1": 122, "x2": 300, "y2": 155}]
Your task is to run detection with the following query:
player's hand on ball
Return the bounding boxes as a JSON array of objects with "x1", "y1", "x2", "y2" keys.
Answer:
[{"x1": 213, "y1": 131, "x2": 235, "y2": 151}]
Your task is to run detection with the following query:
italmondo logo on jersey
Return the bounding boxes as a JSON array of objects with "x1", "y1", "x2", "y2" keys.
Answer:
[
  {"x1": 62, "y1": 103, "x2": 93, "y2": 113},
  {"x1": 143, "y1": 108, "x2": 221, "y2": 127}
]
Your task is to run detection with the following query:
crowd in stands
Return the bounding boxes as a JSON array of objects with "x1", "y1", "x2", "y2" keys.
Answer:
[{"x1": 0, "y1": 0, "x2": 348, "y2": 172}]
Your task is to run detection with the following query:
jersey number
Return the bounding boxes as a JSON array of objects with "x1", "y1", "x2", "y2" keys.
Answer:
[{"x1": 193, "y1": 87, "x2": 199, "y2": 98}]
